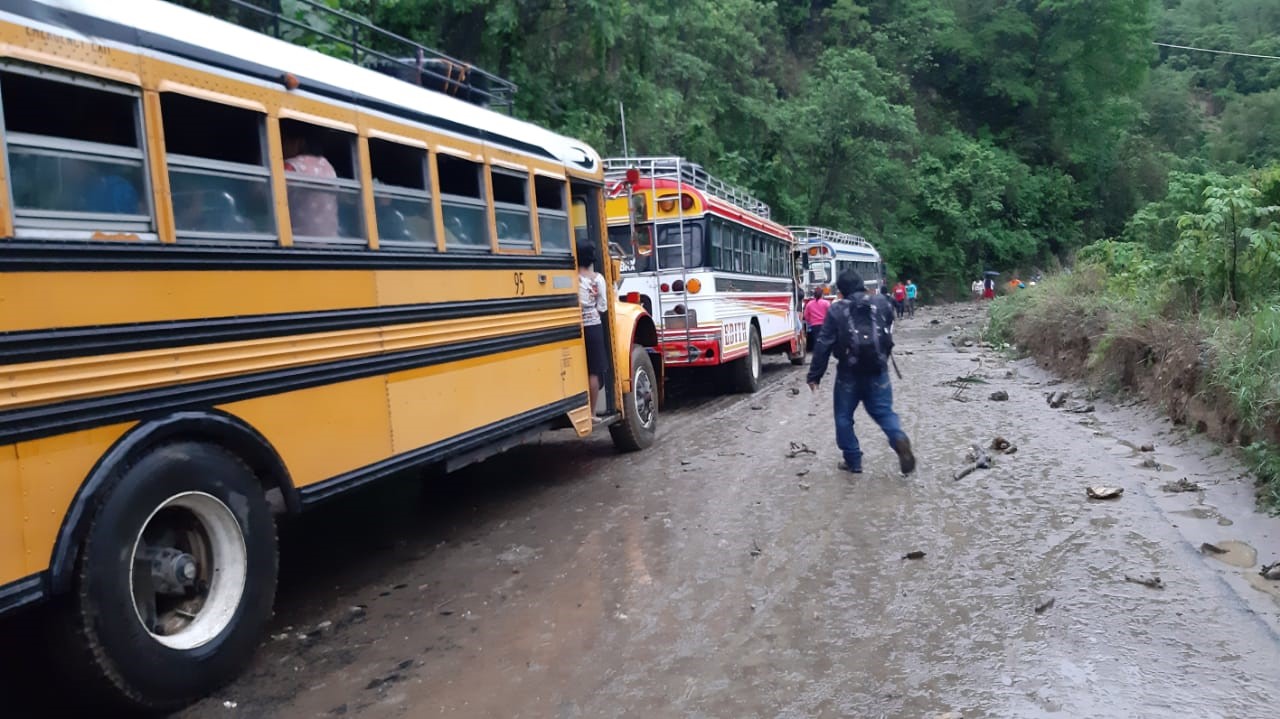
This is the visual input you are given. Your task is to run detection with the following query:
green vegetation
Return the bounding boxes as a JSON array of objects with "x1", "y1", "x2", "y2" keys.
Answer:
[{"x1": 190, "y1": 1, "x2": 1279, "y2": 291}]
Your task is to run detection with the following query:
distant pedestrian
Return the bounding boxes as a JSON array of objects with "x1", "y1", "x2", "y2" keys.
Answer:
[
  {"x1": 807, "y1": 270, "x2": 915, "y2": 475},
  {"x1": 971, "y1": 279, "x2": 983, "y2": 301},
  {"x1": 892, "y1": 281, "x2": 906, "y2": 319},
  {"x1": 802, "y1": 287, "x2": 830, "y2": 352},
  {"x1": 905, "y1": 279, "x2": 918, "y2": 318},
  {"x1": 982, "y1": 276, "x2": 996, "y2": 300}
]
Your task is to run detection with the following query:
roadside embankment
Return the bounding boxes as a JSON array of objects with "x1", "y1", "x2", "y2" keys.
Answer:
[{"x1": 986, "y1": 270, "x2": 1280, "y2": 509}]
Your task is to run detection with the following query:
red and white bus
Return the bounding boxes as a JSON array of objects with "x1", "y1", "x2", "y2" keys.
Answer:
[{"x1": 605, "y1": 157, "x2": 805, "y2": 393}]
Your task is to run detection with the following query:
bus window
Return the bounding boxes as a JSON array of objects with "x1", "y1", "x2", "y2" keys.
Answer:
[
  {"x1": 655, "y1": 222, "x2": 704, "y2": 269},
  {"x1": 534, "y1": 175, "x2": 571, "y2": 254},
  {"x1": 369, "y1": 138, "x2": 434, "y2": 250},
  {"x1": 1, "y1": 68, "x2": 152, "y2": 236},
  {"x1": 161, "y1": 93, "x2": 274, "y2": 242},
  {"x1": 437, "y1": 154, "x2": 489, "y2": 251},
  {"x1": 279, "y1": 119, "x2": 364, "y2": 245},
  {"x1": 491, "y1": 169, "x2": 532, "y2": 250},
  {"x1": 708, "y1": 219, "x2": 722, "y2": 268}
]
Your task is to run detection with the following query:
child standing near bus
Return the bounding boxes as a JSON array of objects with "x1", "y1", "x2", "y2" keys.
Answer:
[{"x1": 578, "y1": 243, "x2": 609, "y2": 415}]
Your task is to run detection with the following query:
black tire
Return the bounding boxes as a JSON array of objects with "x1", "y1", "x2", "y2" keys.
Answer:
[
  {"x1": 610, "y1": 344, "x2": 658, "y2": 451},
  {"x1": 58, "y1": 442, "x2": 278, "y2": 713},
  {"x1": 788, "y1": 331, "x2": 807, "y2": 366},
  {"x1": 728, "y1": 325, "x2": 763, "y2": 393}
]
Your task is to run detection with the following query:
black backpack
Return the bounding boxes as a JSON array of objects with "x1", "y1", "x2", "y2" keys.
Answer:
[{"x1": 835, "y1": 294, "x2": 890, "y2": 373}]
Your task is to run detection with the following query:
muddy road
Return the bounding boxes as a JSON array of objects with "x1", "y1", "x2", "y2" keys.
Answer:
[{"x1": 7, "y1": 303, "x2": 1280, "y2": 718}]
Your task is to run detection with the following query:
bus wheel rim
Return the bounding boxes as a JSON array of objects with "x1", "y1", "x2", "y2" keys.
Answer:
[
  {"x1": 129, "y1": 491, "x2": 248, "y2": 651},
  {"x1": 751, "y1": 337, "x2": 761, "y2": 379},
  {"x1": 634, "y1": 363, "x2": 655, "y2": 429}
]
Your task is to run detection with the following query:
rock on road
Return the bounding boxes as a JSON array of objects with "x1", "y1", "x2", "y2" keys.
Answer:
[{"x1": 9, "y1": 304, "x2": 1280, "y2": 718}]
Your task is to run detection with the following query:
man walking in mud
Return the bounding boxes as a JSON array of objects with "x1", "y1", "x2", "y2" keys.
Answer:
[{"x1": 806, "y1": 270, "x2": 915, "y2": 475}]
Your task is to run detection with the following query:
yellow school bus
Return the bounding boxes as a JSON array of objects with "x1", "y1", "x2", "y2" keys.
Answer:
[{"x1": 0, "y1": 0, "x2": 659, "y2": 711}]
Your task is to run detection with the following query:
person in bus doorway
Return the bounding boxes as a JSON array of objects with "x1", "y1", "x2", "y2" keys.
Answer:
[
  {"x1": 905, "y1": 279, "x2": 918, "y2": 319},
  {"x1": 892, "y1": 280, "x2": 907, "y2": 319},
  {"x1": 577, "y1": 242, "x2": 610, "y2": 416},
  {"x1": 281, "y1": 125, "x2": 340, "y2": 238},
  {"x1": 803, "y1": 287, "x2": 830, "y2": 352},
  {"x1": 807, "y1": 270, "x2": 915, "y2": 476}
]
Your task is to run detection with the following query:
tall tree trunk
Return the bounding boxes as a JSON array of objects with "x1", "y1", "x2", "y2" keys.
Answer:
[{"x1": 1229, "y1": 205, "x2": 1239, "y2": 312}]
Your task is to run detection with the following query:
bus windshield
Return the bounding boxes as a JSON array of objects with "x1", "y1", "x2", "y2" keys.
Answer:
[
  {"x1": 622, "y1": 221, "x2": 704, "y2": 273},
  {"x1": 807, "y1": 259, "x2": 833, "y2": 287}
]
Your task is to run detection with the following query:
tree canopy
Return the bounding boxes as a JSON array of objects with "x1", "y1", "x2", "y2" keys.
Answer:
[{"x1": 201, "y1": 0, "x2": 1280, "y2": 295}]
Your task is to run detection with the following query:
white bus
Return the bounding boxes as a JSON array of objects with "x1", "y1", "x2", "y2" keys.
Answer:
[
  {"x1": 605, "y1": 157, "x2": 806, "y2": 393},
  {"x1": 790, "y1": 226, "x2": 885, "y2": 296}
]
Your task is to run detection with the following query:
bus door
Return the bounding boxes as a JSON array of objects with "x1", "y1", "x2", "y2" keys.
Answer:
[{"x1": 571, "y1": 182, "x2": 619, "y2": 416}]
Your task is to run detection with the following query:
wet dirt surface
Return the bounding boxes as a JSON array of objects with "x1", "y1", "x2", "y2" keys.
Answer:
[{"x1": 5, "y1": 303, "x2": 1280, "y2": 718}]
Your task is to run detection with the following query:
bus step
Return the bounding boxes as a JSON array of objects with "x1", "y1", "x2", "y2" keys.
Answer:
[{"x1": 592, "y1": 412, "x2": 621, "y2": 427}]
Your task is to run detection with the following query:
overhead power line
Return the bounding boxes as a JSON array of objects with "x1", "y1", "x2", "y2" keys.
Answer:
[{"x1": 1154, "y1": 41, "x2": 1280, "y2": 61}]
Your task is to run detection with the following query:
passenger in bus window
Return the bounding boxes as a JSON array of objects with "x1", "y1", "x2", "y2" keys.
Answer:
[
  {"x1": 577, "y1": 242, "x2": 609, "y2": 415},
  {"x1": 281, "y1": 126, "x2": 339, "y2": 237}
]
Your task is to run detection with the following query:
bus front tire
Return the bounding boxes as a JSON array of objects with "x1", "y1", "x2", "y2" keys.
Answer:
[
  {"x1": 728, "y1": 326, "x2": 762, "y2": 393},
  {"x1": 610, "y1": 344, "x2": 658, "y2": 451},
  {"x1": 60, "y1": 442, "x2": 278, "y2": 713}
]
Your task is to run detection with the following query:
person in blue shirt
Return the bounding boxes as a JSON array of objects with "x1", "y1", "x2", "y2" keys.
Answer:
[
  {"x1": 905, "y1": 279, "x2": 918, "y2": 318},
  {"x1": 83, "y1": 172, "x2": 142, "y2": 214}
]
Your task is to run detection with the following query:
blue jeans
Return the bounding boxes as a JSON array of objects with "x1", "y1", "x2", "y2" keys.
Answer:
[{"x1": 833, "y1": 369, "x2": 906, "y2": 470}]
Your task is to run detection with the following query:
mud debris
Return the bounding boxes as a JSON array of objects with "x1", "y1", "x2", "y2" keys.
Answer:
[
  {"x1": 1261, "y1": 562, "x2": 1280, "y2": 580},
  {"x1": 1162, "y1": 478, "x2": 1200, "y2": 493},
  {"x1": 786, "y1": 441, "x2": 816, "y2": 459},
  {"x1": 1124, "y1": 574, "x2": 1165, "y2": 590},
  {"x1": 1201, "y1": 543, "x2": 1229, "y2": 555},
  {"x1": 798, "y1": 482, "x2": 811, "y2": 491},
  {"x1": 1046, "y1": 390, "x2": 1070, "y2": 408},
  {"x1": 788, "y1": 387, "x2": 801, "y2": 396},
  {"x1": 954, "y1": 443, "x2": 993, "y2": 480},
  {"x1": 1034, "y1": 597, "x2": 1056, "y2": 614},
  {"x1": 989, "y1": 390, "x2": 1009, "y2": 401},
  {"x1": 749, "y1": 539, "x2": 763, "y2": 558},
  {"x1": 1086, "y1": 486, "x2": 1124, "y2": 500},
  {"x1": 1066, "y1": 403, "x2": 1096, "y2": 414},
  {"x1": 989, "y1": 436, "x2": 1018, "y2": 454},
  {"x1": 903, "y1": 551, "x2": 926, "y2": 560},
  {"x1": 1140, "y1": 443, "x2": 1155, "y2": 452},
  {"x1": 1142, "y1": 458, "x2": 1164, "y2": 470},
  {"x1": 796, "y1": 468, "x2": 810, "y2": 477},
  {"x1": 750, "y1": 404, "x2": 764, "y2": 411}
]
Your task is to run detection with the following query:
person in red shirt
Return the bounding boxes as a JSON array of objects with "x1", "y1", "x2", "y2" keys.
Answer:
[
  {"x1": 802, "y1": 287, "x2": 830, "y2": 351},
  {"x1": 892, "y1": 281, "x2": 907, "y2": 319}
]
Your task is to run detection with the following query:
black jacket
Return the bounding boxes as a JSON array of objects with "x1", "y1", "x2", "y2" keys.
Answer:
[{"x1": 806, "y1": 291, "x2": 896, "y2": 385}]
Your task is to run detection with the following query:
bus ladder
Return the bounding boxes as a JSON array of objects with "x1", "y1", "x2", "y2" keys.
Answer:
[{"x1": 646, "y1": 158, "x2": 693, "y2": 363}]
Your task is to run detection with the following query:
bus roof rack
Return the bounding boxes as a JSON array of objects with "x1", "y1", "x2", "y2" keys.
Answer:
[
  {"x1": 787, "y1": 226, "x2": 874, "y2": 251},
  {"x1": 603, "y1": 156, "x2": 772, "y2": 220},
  {"x1": 174, "y1": 0, "x2": 517, "y2": 112}
]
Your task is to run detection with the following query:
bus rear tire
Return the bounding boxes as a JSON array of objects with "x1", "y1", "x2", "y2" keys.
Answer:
[
  {"x1": 728, "y1": 326, "x2": 762, "y2": 393},
  {"x1": 610, "y1": 344, "x2": 658, "y2": 451},
  {"x1": 59, "y1": 442, "x2": 278, "y2": 713}
]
